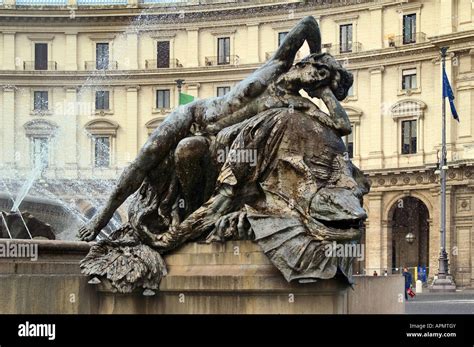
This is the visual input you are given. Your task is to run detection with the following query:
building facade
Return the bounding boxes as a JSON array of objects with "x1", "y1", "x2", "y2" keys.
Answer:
[{"x1": 0, "y1": 0, "x2": 473, "y2": 286}]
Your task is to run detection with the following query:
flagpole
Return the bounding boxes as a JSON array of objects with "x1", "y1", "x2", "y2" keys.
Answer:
[{"x1": 431, "y1": 46, "x2": 456, "y2": 292}]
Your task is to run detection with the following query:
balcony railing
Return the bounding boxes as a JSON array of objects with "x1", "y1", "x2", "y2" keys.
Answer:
[
  {"x1": 388, "y1": 33, "x2": 427, "y2": 47},
  {"x1": 77, "y1": 0, "x2": 127, "y2": 5},
  {"x1": 327, "y1": 42, "x2": 362, "y2": 55},
  {"x1": 84, "y1": 61, "x2": 119, "y2": 70},
  {"x1": 205, "y1": 55, "x2": 239, "y2": 66},
  {"x1": 16, "y1": 0, "x2": 66, "y2": 5},
  {"x1": 145, "y1": 58, "x2": 183, "y2": 69},
  {"x1": 23, "y1": 61, "x2": 58, "y2": 71}
]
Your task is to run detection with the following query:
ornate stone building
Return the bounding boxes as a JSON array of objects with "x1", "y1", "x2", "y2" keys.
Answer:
[{"x1": 0, "y1": 0, "x2": 473, "y2": 286}]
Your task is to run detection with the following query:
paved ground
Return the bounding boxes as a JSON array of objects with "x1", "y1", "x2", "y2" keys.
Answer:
[{"x1": 405, "y1": 289, "x2": 474, "y2": 314}]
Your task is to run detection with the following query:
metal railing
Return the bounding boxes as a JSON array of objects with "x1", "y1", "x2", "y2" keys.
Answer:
[
  {"x1": 327, "y1": 42, "x2": 362, "y2": 55},
  {"x1": 145, "y1": 58, "x2": 183, "y2": 69},
  {"x1": 16, "y1": 0, "x2": 66, "y2": 5},
  {"x1": 388, "y1": 33, "x2": 427, "y2": 47},
  {"x1": 23, "y1": 61, "x2": 58, "y2": 71},
  {"x1": 84, "y1": 61, "x2": 118, "y2": 70},
  {"x1": 205, "y1": 55, "x2": 239, "y2": 66}
]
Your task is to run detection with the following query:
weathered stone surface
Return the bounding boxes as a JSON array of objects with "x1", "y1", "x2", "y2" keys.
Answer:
[{"x1": 0, "y1": 240, "x2": 403, "y2": 314}]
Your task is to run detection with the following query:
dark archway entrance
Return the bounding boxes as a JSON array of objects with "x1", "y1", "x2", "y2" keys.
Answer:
[{"x1": 391, "y1": 196, "x2": 429, "y2": 274}]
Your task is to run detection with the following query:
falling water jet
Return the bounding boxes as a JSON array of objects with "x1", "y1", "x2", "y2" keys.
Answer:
[{"x1": 1, "y1": 212, "x2": 13, "y2": 239}]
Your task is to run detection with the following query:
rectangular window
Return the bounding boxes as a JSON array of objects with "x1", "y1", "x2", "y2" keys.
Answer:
[
  {"x1": 96, "y1": 43, "x2": 110, "y2": 70},
  {"x1": 401, "y1": 120, "x2": 417, "y2": 154},
  {"x1": 94, "y1": 136, "x2": 110, "y2": 168},
  {"x1": 156, "y1": 89, "x2": 170, "y2": 109},
  {"x1": 339, "y1": 24, "x2": 353, "y2": 53},
  {"x1": 403, "y1": 14, "x2": 416, "y2": 44},
  {"x1": 402, "y1": 68, "x2": 417, "y2": 90},
  {"x1": 35, "y1": 43, "x2": 48, "y2": 70},
  {"x1": 217, "y1": 37, "x2": 230, "y2": 65},
  {"x1": 32, "y1": 137, "x2": 49, "y2": 168},
  {"x1": 344, "y1": 126, "x2": 354, "y2": 159},
  {"x1": 95, "y1": 91, "x2": 110, "y2": 110},
  {"x1": 34, "y1": 91, "x2": 49, "y2": 111},
  {"x1": 217, "y1": 86, "x2": 231, "y2": 97},
  {"x1": 278, "y1": 32, "x2": 288, "y2": 47},
  {"x1": 157, "y1": 41, "x2": 170, "y2": 68}
]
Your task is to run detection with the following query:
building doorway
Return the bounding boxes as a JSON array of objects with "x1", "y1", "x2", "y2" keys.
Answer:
[{"x1": 391, "y1": 196, "x2": 429, "y2": 275}]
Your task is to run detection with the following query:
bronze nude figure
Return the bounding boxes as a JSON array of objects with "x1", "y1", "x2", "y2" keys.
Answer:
[{"x1": 79, "y1": 16, "x2": 370, "y2": 293}]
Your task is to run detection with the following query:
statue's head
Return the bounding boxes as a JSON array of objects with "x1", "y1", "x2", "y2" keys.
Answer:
[
  {"x1": 276, "y1": 52, "x2": 353, "y2": 102},
  {"x1": 299, "y1": 53, "x2": 353, "y2": 101}
]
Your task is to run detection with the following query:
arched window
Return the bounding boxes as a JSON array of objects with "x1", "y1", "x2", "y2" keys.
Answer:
[{"x1": 145, "y1": 117, "x2": 166, "y2": 136}]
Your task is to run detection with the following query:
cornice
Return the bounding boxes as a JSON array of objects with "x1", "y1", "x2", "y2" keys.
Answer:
[{"x1": 0, "y1": 0, "x2": 383, "y2": 27}]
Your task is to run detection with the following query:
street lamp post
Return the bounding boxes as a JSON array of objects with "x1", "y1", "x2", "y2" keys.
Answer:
[
  {"x1": 175, "y1": 79, "x2": 185, "y2": 94},
  {"x1": 430, "y1": 47, "x2": 456, "y2": 292}
]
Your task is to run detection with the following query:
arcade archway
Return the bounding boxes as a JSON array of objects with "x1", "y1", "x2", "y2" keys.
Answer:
[{"x1": 390, "y1": 196, "x2": 430, "y2": 274}]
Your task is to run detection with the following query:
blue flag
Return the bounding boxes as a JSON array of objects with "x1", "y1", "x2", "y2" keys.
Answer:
[{"x1": 442, "y1": 67, "x2": 459, "y2": 122}]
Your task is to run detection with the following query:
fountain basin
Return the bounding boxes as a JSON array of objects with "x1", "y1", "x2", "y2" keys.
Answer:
[{"x1": 0, "y1": 193, "x2": 82, "y2": 240}]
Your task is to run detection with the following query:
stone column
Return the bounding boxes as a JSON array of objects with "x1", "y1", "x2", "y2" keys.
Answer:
[
  {"x1": 2, "y1": 32, "x2": 16, "y2": 70},
  {"x1": 367, "y1": 66, "x2": 384, "y2": 168},
  {"x1": 369, "y1": 6, "x2": 383, "y2": 50},
  {"x1": 126, "y1": 87, "x2": 139, "y2": 162},
  {"x1": 381, "y1": 220, "x2": 392, "y2": 273},
  {"x1": 418, "y1": 116, "x2": 424, "y2": 154},
  {"x1": 64, "y1": 88, "x2": 78, "y2": 175},
  {"x1": 2, "y1": 87, "x2": 16, "y2": 167},
  {"x1": 439, "y1": 0, "x2": 454, "y2": 35},
  {"x1": 126, "y1": 32, "x2": 138, "y2": 70},
  {"x1": 65, "y1": 32, "x2": 78, "y2": 71},
  {"x1": 365, "y1": 191, "x2": 383, "y2": 274},
  {"x1": 186, "y1": 29, "x2": 199, "y2": 67},
  {"x1": 246, "y1": 24, "x2": 260, "y2": 63}
]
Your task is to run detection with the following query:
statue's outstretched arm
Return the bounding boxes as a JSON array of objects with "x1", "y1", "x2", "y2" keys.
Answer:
[
  {"x1": 78, "y1": 104, "x2": 196, "y2": 241},
  {"x1": 269, "y1": 16, "x2": 321, "y2": 69}
]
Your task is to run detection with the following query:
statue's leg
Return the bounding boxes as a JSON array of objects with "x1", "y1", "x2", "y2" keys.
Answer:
[{"x1": 174, "y1": 136, "x2": 214, "y2": 216}]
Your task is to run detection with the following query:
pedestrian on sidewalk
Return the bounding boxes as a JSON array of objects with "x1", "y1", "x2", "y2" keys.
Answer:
[{"x1": 403, "y1": 267, "x2": 412, "y2": 300}]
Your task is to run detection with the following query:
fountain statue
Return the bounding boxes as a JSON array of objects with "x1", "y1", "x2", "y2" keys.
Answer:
[
  {"x1": 1, "y1": 158, "x2": 56, "y2": 240},
  {"x1": 79, "y1": 16, "x2": 370, "y2": 293}
]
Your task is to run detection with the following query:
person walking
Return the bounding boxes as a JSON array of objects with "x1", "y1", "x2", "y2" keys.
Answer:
[{"x1": 402, "y1": 267, "x2": 412, "y2": 300}]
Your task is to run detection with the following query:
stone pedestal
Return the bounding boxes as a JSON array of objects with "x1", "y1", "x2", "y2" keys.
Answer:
[
  {"x1": 0, "y1": 239, "x2": 404, "y2": 314},
  {"x1": 430, "y1": 277, "x2": 456, "y2": 292}
]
